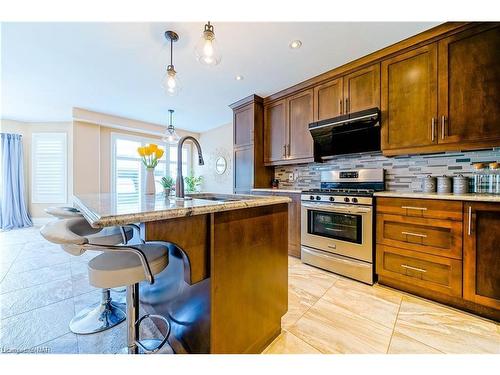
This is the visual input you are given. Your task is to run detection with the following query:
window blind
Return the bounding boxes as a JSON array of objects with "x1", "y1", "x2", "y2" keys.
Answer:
[{"x1": 31, "y1": 132, "x2": 67, "y2": 204}]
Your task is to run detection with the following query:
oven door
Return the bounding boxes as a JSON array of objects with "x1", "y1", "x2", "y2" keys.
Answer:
[{"x1": 301, "y1": 202, "x2": 373, "y2": 262}]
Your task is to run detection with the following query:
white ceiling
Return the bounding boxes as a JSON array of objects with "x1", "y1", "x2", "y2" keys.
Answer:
[{"x1": 1, "y1": 22, "x2": 439, "y2": 132}]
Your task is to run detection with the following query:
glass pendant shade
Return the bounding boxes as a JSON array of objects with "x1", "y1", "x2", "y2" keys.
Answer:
[
  {"x1": 162, "y1": 65, "x2": 181, "y2": 96},
  {"x1": 195, "y1": 22, "x2": 221, "y2": 66},
  {"x1": 162, "y1": 109, "x2": 180, "y2": 145},
  {"x1": 163, "y1": 125, "x2": 180, "y2": 145}
]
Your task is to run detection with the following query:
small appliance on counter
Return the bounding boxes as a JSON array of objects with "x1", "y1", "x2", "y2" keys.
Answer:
[
  {"x1": 300, "y1": 168, "x2": 384, "y2": 285},
  {"x1": 271, "y1": 178, "x2": 280, "y2": 189}
]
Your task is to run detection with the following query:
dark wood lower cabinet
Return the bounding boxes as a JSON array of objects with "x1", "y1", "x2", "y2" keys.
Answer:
[
  {"x1": 376, "y1": 197, "x2": 500, "y2": 321},
  {"x1": 252, "y1": 190, "x2": 301, "y2": 258},
  {"x1": 463, "y1": 202, "x2": 500, "y2": 311}
]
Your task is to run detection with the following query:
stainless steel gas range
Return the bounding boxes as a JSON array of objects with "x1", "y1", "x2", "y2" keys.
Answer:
[{"x1": 300, "y1": 169, "x2": 384, "y2": 284}]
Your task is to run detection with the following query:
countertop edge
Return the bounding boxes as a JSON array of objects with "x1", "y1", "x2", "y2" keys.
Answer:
[
  {"x1": 251, "y1": 188, "x2": 302, "y2": 194},
  {"x1": 374, "y1": 191, "x2": 500, "y2": 203},
  {"x1": 73, "y1": 195, "x2": 291, "y2": 228}
]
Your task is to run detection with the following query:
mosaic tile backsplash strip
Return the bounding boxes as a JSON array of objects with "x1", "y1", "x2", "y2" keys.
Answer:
[{"x1": 274, "y1": 148, "x2": 500, "y2": 192}]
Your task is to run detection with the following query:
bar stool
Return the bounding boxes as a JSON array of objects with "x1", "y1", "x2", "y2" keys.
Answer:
[
  {"x1": 43, "y1": 207, "x2": 133, "y2": 334},
  {"x1": 41, "y1": 217, "x2": 172, "y2": 354}
]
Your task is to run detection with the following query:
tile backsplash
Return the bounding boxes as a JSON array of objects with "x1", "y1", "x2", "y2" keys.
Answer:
[{"x1": 275, "y1": 148, "x2": 500, "y2": 192}]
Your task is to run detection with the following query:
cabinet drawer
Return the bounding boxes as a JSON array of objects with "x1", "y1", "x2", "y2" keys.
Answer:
[
  {"x1": 376, "y1": 214, "x2": 462, "y2": 259},
  {"x1": 376, "y1": 197, "x2": 463, "y2": 221},
  {"x1": 376, "y1": 244, "x2": 462, "y2": 297}
]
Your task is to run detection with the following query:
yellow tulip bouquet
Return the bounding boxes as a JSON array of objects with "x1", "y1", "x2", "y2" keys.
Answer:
[{"x1": 137, "y1": 143, "x2": 164, "y2": 169}]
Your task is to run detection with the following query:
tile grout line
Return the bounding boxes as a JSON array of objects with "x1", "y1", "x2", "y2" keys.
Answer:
[
  {"x1": 285, "y1": 277, "x2": 340, "y2": 354},
  {"x1": 385, "y1": 295, "x2": 403, "y2": 354},
  {"x1": 0, "y1": 288, "x2": 98, "y2": 322}
]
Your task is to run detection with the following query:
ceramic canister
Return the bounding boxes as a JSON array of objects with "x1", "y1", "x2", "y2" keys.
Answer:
[
  {"x1": 422, "y1": 175, "x2": 437, "y2": 193},
  {"x1": 437, "y1": 175, "x2": 452, "y2": 194},
  {"x1": 453, "y1": 175, "x2": 469, "y2": 194}
]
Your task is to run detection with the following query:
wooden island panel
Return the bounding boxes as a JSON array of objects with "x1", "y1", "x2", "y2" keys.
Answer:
[
  {"x1": 144, "y1": 214, "x2": 211, "y2": 285},
  {"x1": 211, "y1": 203, "x2": 288, "y2": 353}
]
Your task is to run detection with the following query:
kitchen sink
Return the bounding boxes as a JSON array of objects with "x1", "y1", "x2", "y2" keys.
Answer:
[{"x1": 186, "y1": 193, "x2": 250, "y2": 202}]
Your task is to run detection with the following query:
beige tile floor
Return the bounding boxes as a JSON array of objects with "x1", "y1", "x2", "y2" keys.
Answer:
[
  {"x1": 263, "y1": 256, "x2": 500, "y2": 354},
  {"x1": 0, "y1": 226, "x2": 164, "y2": 354},
  {"x1": 1, "y1": 227, "x2": 499, "y2": 354}
]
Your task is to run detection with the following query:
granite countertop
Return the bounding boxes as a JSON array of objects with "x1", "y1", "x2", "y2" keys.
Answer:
[
  {"x1": 73, "y1": 192, "x2": 291, "y2": 228},
  {"x1": 251, "y1": 188, "x2": 302, "y2": 194},
  {"x1": 374, "y1": 191, "x2": 500, "y2": 203}
]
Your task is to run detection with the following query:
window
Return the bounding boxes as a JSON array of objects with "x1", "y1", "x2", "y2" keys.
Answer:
[
  {"x1": 31, "y1": 132, "x2": 67, "y2": 203},
  {"x1": 111, "y1": 133, "x2": 191, "y2": 204}
]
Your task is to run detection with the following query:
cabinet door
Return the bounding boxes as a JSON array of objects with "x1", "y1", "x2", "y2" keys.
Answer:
[
  {"x1": 287, "y1": 89, "x2": 314, "y2": 161},
  {"x1": 381, "y1": 44, "x2": 438, "y2": 151},
  {"x1": 233, "y1": 146, "x2": 253, "y2": 193},
  {"x1": 463, "y1": 202, "x2": 500, "y2": 310},
  {"x1": 313, "y1": 78, "x2": 343, "y2": 121},
  {"x1": 438, "y1": 25, "x2": 500, "y2": 145},
  {"x1": 343, "y1": 63, "x2": 380, "y2": 113},
  {"x1": 264, "y1": 99, "x2": 287, "y2": 163},
  {"x1": 233, "y1": 105, "x2": 253, "y2": 147}
]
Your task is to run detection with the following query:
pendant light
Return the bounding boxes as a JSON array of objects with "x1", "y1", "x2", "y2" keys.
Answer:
[
  {"x1": 195, "y1": 21, "x2": 221, "y2": 66},
  {"x1": 162, "y1": 109, "x2": 180, "y2": 145},
  {"x1": 162, "y1": 31, "x2": 181, "y2": 96}
]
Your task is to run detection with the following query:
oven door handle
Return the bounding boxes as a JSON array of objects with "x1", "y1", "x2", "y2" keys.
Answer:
[{"x1": 301, "y1": 202, "x2": 372, "y2": 214}]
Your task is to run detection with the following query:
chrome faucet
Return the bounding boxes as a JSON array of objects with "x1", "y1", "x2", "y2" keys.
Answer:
[{"x1": 175, "y1": 136, "x2": 204, "y2": 199}]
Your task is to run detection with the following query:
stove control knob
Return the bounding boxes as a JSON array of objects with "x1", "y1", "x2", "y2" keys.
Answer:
[
  {"x1": 352, "y1": 197, "x2": 358, "y2": 203},
  {"x1": 316, "y1": 196, "x2": 321, "y2": 201},
  {"x1": 309, "y1": 195, "x2": 315, "y2": 201},
  {"x1": 344, "y1": 197, "x2": 350, "y2": 203},
  {"x1": 329, "y1": 197, "x2": 335, "y2": 202}
]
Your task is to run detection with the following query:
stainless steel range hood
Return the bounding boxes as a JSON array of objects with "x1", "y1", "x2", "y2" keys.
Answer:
[{"x1": 308, "y1": 107, "x2": 381, "y2": 162}]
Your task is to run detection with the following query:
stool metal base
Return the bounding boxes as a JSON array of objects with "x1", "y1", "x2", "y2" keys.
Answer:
[
  {"x1": 70, "y1": 289, "x2": 126, "y2": 335},
  {"x1": 117, "y1": 339, "x2": 173, "y2": 354}
]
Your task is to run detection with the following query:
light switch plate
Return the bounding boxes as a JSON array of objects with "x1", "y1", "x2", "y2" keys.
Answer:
[{"x1": 288, "y1": 173, "x2": 294, "y2": 182}]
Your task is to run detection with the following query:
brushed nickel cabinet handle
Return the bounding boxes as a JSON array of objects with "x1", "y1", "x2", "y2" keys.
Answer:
[
  {"x1": 339, "y1": 99, "x2": 343, "y2": 115},
  {"x1": 283, "y1": 145, "x2": 286, "y2": 158},
  {"x1": 431, "y1": 117, "x2": 435, "y2": 141},
  {"x1": 401, "y1": 231, "x2": 427, "y2": 238},
  {"x1": 441, "y1": 115, "x2": 446, "y2": 139},
  {"x1": 468, "y1": 205, "x2": 472, "y2": 236},
  {"x1": 287, "y1": 144, "x2": 290, "y2": 157},
  {"x1": 401, "y1": 206, "x2": 427, "y2": 211},
  {"x1": 401, "y1": 264, "x2": 427, "y2": 273},
  {"x1": 346, "y1": 98, "x2": 350, "y2": 113}
]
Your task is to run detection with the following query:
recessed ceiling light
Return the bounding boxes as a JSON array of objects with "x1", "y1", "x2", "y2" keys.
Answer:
[
  {"x1": 289, "y1": 40, "x2": 302, "y2": 49},
  {"x1": 235, "y1": 75, "x2": 244, "y2": 81}
]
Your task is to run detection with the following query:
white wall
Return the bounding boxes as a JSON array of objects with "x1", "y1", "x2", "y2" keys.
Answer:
[{"x1": 194, "y1": 122, "x2": 233, "y2": 194}]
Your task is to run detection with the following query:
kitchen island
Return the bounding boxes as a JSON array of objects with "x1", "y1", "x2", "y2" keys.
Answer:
[{"x1": 73, "y1": 192, "x2": 290, "y2": 354}]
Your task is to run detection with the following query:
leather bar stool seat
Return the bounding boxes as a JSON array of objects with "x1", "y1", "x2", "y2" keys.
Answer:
[
  {"x1": 40, "y1": 217, "x2": 172, "y2": 354},
  {"x1": 40, "y1": 215, "x2": 133, "y2": 334},
  {"x1": 88, "y1": 244, "x2": 168, "y2": 289},
  {"x1": 44, "y1": 206, "x2": 82, "y2": 219}
]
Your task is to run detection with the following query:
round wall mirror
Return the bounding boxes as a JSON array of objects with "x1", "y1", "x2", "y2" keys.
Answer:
[{"x1": 215, "y1": 157, "x2": 227, "y2": 175}]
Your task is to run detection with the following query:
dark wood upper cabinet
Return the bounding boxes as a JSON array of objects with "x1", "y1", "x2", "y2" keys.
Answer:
[
  {"x1": 287, "y1": 89, "x2": 314, "y2": 161},
  {"x1": 233, "y1": 106, "x2": 253, "y2": 147},
  {"x1": 313, "y1": 78, "x2": 343, "y2": 121},
  {"x1": 463, "y1": 202, "x2": 500, "y2": 311},
  {"x1": 381, "y1": 44, "x2": 438, "y2": 152},
  {"x1": 264, "y1": 99, "x2": 287, "y2": 163},
  {"x1": 264, "y1": 90, "x2": 314, "y2": 165},
  {"x1": 230, "y1": 95, "x2": 273, "y2": 193},
  {"x1": 438, "y1": 24, "x2": 500, "y2": 145},
  {"x1": 343, "y1": 63, "x2": 380, "y2": 114}
]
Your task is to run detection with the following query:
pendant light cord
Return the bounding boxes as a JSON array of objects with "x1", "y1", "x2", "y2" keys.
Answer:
[{"x1": 170, "y1": 38, "x2": 173, "y2": 66}]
